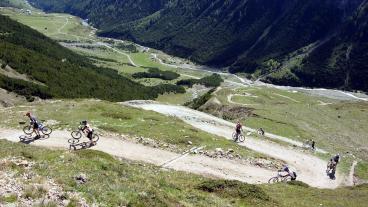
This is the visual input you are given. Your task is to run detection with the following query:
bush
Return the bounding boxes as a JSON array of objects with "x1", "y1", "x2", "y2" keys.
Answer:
[
  {"x1": 132, "y1": 68, "x2": 180, "y2": 80},
  {"x1": 287, "y1": 180, "x2": 309, "y2": 188},
  {"x1": 177, "y1": 74, "x2": 223, "y2": 88},
  {"x1": 185, "y1": 88, "x2": 215, "y2": 109},
  {"x1": 197, "y1": 180, "x2": 270, "y2": 201}
]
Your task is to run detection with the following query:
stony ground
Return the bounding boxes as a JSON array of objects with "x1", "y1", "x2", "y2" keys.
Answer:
[{"x1": 0, "y1": 157, "x2": 89, "y2": 207}]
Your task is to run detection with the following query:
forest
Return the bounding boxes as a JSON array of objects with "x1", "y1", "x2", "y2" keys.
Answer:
[{"x1": 0, "y1": 14, "x2": 184, "y2": 101}]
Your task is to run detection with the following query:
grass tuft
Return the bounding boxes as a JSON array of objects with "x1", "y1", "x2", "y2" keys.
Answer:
[{"x1": 197, "y1": 180, "x2": 271, "y2": 201}]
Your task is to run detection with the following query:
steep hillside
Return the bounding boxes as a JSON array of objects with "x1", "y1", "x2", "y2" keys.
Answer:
[
  {"x1": 0, "y1": 14, "x2": 183, "y2": 101},
  {"x1": 288, "y1": 1, "x2": 368, "y2": 91},
  {"x1": 28, "y1": 0, "x2": 368, "y2": 92}
]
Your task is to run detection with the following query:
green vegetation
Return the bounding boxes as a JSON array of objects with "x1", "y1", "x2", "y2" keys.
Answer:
[
  {"x1": 185, "y1": 88, "x2": 215, "y2": 110},
  {"x1": 211, "y1": 86, "x2": 368, "y2": 161},
  {"x1": 177, "y1": 74, "x2": 223, "y2": 88},
  {"x1": 197, "y1": 180, "x2": 272, "y2": 202},
  {"x1": 0, "y1": 140, "x2": 275, "y2": 206},
  {"x1": 0, "y1": 99, "x2": 263, "y2": 158},
  {"x1": 0, "y1": 194, "x2": 17, "y2": 203},
  {"x1": 132, "y1": 67, "x2": 180, "y2": 81},
  {"x1": 1, "y1": 140, "x2": 368, "y2": 206},
  {"x1": 114, "y1": 42, "x2": 138, "y2": 53},
  {"x1": 0, "y1": 14, "x2": 184, "y2": 101},
  {"x1": 355, "y1": 161, "x2": 368, "y2": 180},
  {"x1": 28, "y1": 0, "x2": 368, "y2": 92},
  {"x1": 0, "y1": 0, "x2": 31, "y2": 9}
]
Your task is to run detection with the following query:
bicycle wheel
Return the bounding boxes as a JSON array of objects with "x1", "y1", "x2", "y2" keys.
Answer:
[
  {"x1": 232, "y1": 132, "x2": 237, "y2": 141},
  {"x1": 23, "y1": 126, "x2": 33, "y2": 135},
  {"x1": 282, "y1": 176, "x2": 292, "y2": 182},
  {"x1": 41, "y1": 126, "x2": 53, "y2": 135},
  {"x1": 71, "y1": 131, "x2": 82, "y2": 139},
  {"x1": 268, "y1": 177, "x2": 279, "y2": 184},
  {"x1": 238, "y1": 134, "x2": 245, "y2": 142},
  {"x1": 91, "y1": 134, "x2": 99, "y2": 142}
]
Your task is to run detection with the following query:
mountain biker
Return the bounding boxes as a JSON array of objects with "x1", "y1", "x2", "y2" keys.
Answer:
[
  {"x1": 332, "y1": 154, "x2": 340, "y2": 164},
  {"x1": 280, "y1": 164, "x2": 296, "y2": 180},
  {"x1": 81, "y1": 120, "x2": 94, "y2": 141},
  {"x1": 258, "y1": 128, "x2": 265, "y2": 136},
  {"x1": 311, "y1": 139, "x2": 316, "y2": 150},
  {"x1": 26, "y1": 112, "x2": 40, "y2": 138},
  {"x1": 234, "y1": 121, "x2": 243, "y2": 142}
]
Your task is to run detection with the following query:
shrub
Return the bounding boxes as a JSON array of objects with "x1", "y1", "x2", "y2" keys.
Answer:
[
  {"x1": 197, "y1": 180, "x2": 270, "y2": 201},
  {"x1": 177, "y1": 74, "x2": 223, "y2": 88}
]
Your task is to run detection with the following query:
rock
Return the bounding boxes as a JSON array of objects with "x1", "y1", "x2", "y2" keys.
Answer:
[
  {"x1": 187, "y1": 141, "x2": 193, "y2": 145},
  {"x1": 19, "y1": 160, "x2": 29, "y2": 167},
  {"x1": 75, "y1": 173, "x2": 88, "y2": 184},
  {"x1": 227, "y1": 149, "x2": 234, "y2": 154},
  {"x1": 215, "y1": 148, "x2": 224, "y2": 155},
  {"x1": 215, "y1": 148, "x2": 223, "y2": 152}
]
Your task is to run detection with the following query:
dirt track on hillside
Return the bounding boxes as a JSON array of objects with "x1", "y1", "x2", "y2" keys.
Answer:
[
  {"x1": 0, "y1": 128, "x2": 279, "y2": 185},
  {"x1": 125, "y1": 101, "x2": 346, "y2": 189}
]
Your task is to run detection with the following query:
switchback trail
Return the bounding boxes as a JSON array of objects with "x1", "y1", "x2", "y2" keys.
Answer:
[{"x1": 125, "y1": 101, "x2": 343, "y2": 188}]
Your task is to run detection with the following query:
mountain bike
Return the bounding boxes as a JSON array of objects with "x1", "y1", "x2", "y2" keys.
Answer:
[
  {"x1": 268, "y1": 171, "x2": 294, "y2": 183},
  {"x1": 232, "y1": 132, "x2": 245, "y2": 142},
  {"x1": 23, "y1": 122, "x2": 53, "y2": 136},
  {"x1": 69, "y1": 126, "x2": 99, "y2": 144}
]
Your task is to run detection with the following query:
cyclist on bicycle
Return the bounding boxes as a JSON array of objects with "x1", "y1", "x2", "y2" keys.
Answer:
[
  {"x1": 311, "y1": 139, "x2": 316, "y2": 150},
  {"x1": 258, "y1": 128, "x2": 265, "y2": 136},
  {"x1": 234, "y1": 121, "x2": 243, "y2": 142},
  {"x1": 26, "y1": 112, "x2": 40, "y2": 138},
  {"x1": 81, "y1": 120, "x2": 94, "y2": 141},
  {"x1": 280, "y1": 164, "x2": 296, "y2": 180}
]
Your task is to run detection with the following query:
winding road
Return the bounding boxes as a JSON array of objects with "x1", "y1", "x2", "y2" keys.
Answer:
[{"x1": 125, "y1": 101, "x2": 339, "y2": 188}]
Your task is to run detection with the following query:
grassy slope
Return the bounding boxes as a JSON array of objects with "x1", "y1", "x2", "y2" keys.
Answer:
[
  {"x1": 214, "y1": 87, "x2": 368, "y2": 160},
  {"x1": 211, "y1": 86, "x2": 368, "y2": 179},
  {"x1": 0, "y1": 7, "x2": 217, "y2": 105},
  {"x1": 1, "y1": 140, "x2": 367, "y2": 207},
  {"x1": 0, "y1": 99, "x2": 267, "y2": 160},
  {"x1": 0, "y1": 12, "x2": 161, "y2": 101}
]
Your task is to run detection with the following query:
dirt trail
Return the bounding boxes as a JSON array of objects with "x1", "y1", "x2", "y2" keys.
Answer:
[
  {"x1": 0, "y1": 128, "x2": 276, "y2": 185},
  {"x1": 125, "y1": 101, "x2": 343, "y2": 188},
  {"x1": 347, "y1": 161, "x2": 358, "y2": 186},
  {"x1": 227, "y1": 94, "x2": 259, "y2": 106}
]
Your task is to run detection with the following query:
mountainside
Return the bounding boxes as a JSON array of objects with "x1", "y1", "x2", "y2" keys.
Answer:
[
  {"x1": 287, "y1": 1, "x2": 368, "y2": 91},
  {"x1": 0, "y1": 14, "x2": 183, "y2": 101},
  {"x1": 28, "y1": 0, "x2": 368, "y2": 92}
]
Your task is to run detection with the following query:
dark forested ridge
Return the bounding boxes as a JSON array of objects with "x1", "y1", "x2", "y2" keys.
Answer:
[
  {"x1": 0, "y1": 14, "x2": 182, "y2": 101},
  {"x1": 28, "y1": 0, "x2": 368, "y2": 92}
]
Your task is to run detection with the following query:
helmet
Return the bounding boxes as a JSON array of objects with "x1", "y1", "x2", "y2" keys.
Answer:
[{"x1": 81, "y1": 120, "x2": 87, "y2": 125}]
